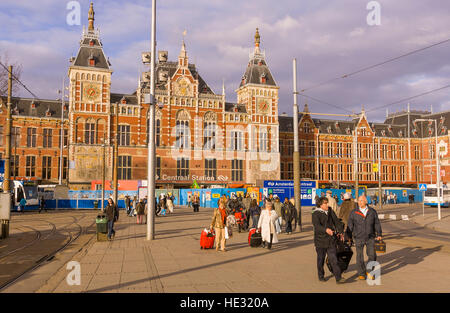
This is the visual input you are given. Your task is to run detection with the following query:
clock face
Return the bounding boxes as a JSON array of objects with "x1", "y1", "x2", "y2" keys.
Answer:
[
  {"x1": 258, "y1": 98, "x2": 270, "y2": 114},
  {"x1": 83, "y1": 83, "x2": 101, "y2": 102}
]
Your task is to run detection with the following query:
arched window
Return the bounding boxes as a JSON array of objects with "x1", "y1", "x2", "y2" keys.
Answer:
[
  {"x1": 203, "y1": 111, "x2": 217, "y2": 150},
  {"x1": 259, "y1": 129, "x2": 267, "y2": 152},
  {"x1": 85, "y1": 119, "x2": 96, "y2": 144},
  {"x1": 175, "y1": 110, "x2": 190, "y2": 149},
  {"x1": 156, "y1": 109, "x2": 162, "y2": 147}
]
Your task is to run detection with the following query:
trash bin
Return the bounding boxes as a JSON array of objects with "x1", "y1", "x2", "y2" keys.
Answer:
[
  {"x1": 93, "y1": 201, "x2": 98, "y2": 209},
  {"x1": 96, "y1": 214, "x2": 108, "y2": 241}
]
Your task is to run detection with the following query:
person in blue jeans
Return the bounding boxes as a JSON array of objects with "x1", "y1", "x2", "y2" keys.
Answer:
[
  {"x1": 249, "y1": 199, "x2": 261, "y2": 229},
  {"x1": 105, "y1": 198, "x2": 119, "y2": 240}
]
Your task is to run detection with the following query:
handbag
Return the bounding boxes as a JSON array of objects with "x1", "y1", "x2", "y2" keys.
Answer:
[
  {"x1": 224, "y1": 226, "x2": 229, "y2": 239},
  {"x1": 375, "y1": 239, "x2": 386, "y2": 253}
]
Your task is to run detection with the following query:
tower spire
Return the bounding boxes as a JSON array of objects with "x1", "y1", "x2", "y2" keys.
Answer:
[
  {"x1": 303, "y1": 102, "x2": 309, "y2": 113},
  {"x1": 178, "y1": 36, "x2": 188, "y2": 67},
  {"x1": 255, "y1": 28, "x2": 260, "y2": 48},
  {"x1": 254, "y1": 28, "x2": 261, "y2": 54},
  {"x1": 88, "y1": 2, "x2": 95, "y2": 32}
]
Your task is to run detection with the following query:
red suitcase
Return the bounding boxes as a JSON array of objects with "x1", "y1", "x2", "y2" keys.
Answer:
[
  {"x1": 248, "y1": 228, "x2": 257, "y2": 245},
  {"x1": 200, "y1": 229, "x2": 215, "y2": 249}
]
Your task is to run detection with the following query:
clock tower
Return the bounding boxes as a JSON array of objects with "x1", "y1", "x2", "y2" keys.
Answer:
[
  {"x1": 236, "y1": 28, "x2": 280, "y2": 184},
  {"x1": 67, "y1": 2, "x2": 113, "y2": 188}
]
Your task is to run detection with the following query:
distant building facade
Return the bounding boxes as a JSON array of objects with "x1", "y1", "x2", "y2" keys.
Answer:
[
  {"x1": 279, "y1": 105, "x2": 450, "y2": 188},
  {"x1": 1, "y1": 3, "x2": 448, "y2": 190}
]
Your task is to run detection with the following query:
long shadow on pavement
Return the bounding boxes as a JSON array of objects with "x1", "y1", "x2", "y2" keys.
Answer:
[
  {"x1": 340, "y1": 245, "x2": 443, "y2": 284},
  {"x1": 85, "y1": 234, "x2": 314, "y2": 293}
]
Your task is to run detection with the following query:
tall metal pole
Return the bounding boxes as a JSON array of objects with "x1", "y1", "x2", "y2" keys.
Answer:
[
  {"x1": 102, "y1": 134, "x2": 106, "y2": 211},
  {"x1": 435, "y1": 119, "x2": 441, "y2": 220},
  {"x1": 4, "y1": 66, "x2": 12, "y2": 194},
  {"x1": 59, "y1": 78, "x2": 65, "y2": 185},
  {"x1": 354, "y1": 130, "x2": 359, "y2": 199},
  {"x1": 1, "y1": 66, "x2": 13, "y2": 238},
  {"x1": 113, "y1": 102, "x2": 118, "y2": 205},
  {"x1": 147, "y1": 0, "x2": 157, "y2": 240},
  {"x1": 407, "y1": 103, "x2": 412, "y2": 181},
  {"x1": 378, "y1": 137, "x2": 382, "y2": 210},
  {"x1": 292, "y1": 59, "x2": 302, "y2": 231}
]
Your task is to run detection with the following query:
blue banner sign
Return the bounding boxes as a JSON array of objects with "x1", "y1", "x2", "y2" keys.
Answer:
[
  {"x1": 264, "y1": 180, "x2": 317, "y2": 206},
  {"x1": 0, "y1": 160, "x2": 4, "y2": 182}
]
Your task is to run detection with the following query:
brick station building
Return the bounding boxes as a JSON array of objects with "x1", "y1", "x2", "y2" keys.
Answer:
[
  {"x1": 1, "y1": 3, "x2": 281, "y2": 190},
  {"x1": 279, "y1": 104, "x2": 450, "y2": 188},
  {"x1": 1, "y1": 3, "x2": 448, "y2": 191}
]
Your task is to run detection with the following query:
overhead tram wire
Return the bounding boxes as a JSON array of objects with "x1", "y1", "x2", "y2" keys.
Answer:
[
  {"x1": 299, "y1": 93, "x2": 354, "y2": 114},
  {"x1": 300, "y1": 37, "x2": 450, "y2": 93},
  {"x1": 366, "y1": 83, "x2": 450, "y2": 113},
  {"x1": 0, "y1": 61, "x2": 39, "y2": 100}
]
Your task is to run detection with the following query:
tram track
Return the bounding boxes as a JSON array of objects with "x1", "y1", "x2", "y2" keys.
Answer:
[{"x1": 0, "y1": 212, "x2": 97, "y2": 291}]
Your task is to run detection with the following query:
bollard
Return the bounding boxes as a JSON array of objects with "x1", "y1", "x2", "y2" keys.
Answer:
[{"x1": 0, "y1": 193, "x2": 11, "y2": 239}]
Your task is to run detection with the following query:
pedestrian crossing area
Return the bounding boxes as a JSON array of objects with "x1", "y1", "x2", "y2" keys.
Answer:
[{"x1": 378, "y1": 214, "x2": 410, "y2": 221}]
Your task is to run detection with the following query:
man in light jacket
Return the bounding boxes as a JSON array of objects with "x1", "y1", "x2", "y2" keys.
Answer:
[
  {"x1": 347, "y1": 195, "x2": 382, "y2": 280},
  {"x1": 273, "y1": 196, "x2": 283, "y2": 234},
  {"x1": 326, "y1": 190, "x2": 339, "y2": 216}
]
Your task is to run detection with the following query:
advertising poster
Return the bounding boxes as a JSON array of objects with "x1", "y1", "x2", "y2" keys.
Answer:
[{"x1": 247, "y1": 187, "x2": 260, "y2": 200}]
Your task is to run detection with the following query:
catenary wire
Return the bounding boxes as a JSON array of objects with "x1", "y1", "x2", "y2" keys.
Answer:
[
  {"x1": 300, "y1": 37, "x2": 450, "y2": 93},
  {"x1": 366, "y1": 83, "x2": 450, "y2": 113},
  {"x1": 0, "y1": 61, "x2": 39, "y2": 99}
]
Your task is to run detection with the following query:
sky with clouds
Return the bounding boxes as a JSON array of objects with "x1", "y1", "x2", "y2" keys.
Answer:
[{"x1": 0, "y1": 0, "x2": 449, "y2": 122}]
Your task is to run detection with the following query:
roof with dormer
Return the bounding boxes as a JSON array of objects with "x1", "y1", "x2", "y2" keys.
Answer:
[
  {"x1": 280, "y1": 109, "x2": 450, "y2": 139},
  {"x1": 70, "y1": 3, "x2": 111, "y2": 71},
  {"x1": 239, "y1": 28, "x2": 277, "y2": 88},
  {"x1": 0, "y1": 96, "x2": 68, "y2": 119}
]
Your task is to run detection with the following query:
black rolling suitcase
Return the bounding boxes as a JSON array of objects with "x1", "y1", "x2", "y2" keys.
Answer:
[
  {"x1": 326, "y1": 240, "x2": 353, "y2": 274},
  {"x1": 249, "y1": 232, "x2": 262, "y2": 247}
]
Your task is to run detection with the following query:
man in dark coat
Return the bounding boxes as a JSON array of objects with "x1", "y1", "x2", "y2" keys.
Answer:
[
  {"x1": 312, "y1": 196, "x2": 345, "y2": 284},
  {"x1": 38, "y1": 196, "x2": 47, "y2": 213},
  {"x1": 281, "y1": 198, "x2": 296, "y2": 234},
  {"x1": 125, "y1": 196, "x2": 131, "y2": 215},
  {"x1": 105, "y1": 198, "x2": 119, "y2": 240},
  {"x1": 347, "y1": 195, "x2": 382, "y2": 280}
]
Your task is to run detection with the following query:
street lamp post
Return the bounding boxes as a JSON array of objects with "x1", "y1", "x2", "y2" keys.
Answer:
[
  {"x1": 292, "y1": 58, "x2": 302, "y2": 231},
  {"x1": 147, "y1": 0, "x2": 157, "y2": 240},
  {"x1": 416, "y1": 119, "x2": 441, "y2": 220},
  {"x1": 59, "y1": 77, "x2": 67, "y2": 186}
]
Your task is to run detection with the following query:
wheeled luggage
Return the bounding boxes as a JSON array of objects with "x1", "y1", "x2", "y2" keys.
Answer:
[
  {"x1": 248, "y1": 228, "x2": 256, "y2": 244},
  {"x1": 200, "y1": 228, "x2": 215, "y2": 249},
  {"x1": 248, "y1": 228, "x2": 262, "y2": 247},
  {"x1": 326, "y1": 240, "x2": 353, "y2": 273},
  {"x1": 375, "y1": 239, "x2": 386, "y2": 253}
]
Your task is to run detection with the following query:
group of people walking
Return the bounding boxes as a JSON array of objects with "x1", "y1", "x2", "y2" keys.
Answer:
[
  {"x1": 104, "y1": 193, "x2": 177, "y2": 240},
  {"x1": 312, "y1": 191, "x2": 382, "y2": 284},
  {"x1": 209, "y1": 193, "x2": 298, "y2": 252}
]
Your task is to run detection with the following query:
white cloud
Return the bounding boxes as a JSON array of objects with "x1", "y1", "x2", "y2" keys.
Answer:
[{"x1": 1, "y1": 0, "x2": 449, "y2": 122}]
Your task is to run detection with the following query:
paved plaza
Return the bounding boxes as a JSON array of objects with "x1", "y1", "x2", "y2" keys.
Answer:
[{"x1": 2, "y1": 204, "x2": 448, "y2": 293}]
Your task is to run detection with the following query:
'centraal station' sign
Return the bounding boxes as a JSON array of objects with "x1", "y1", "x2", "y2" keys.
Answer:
[{"x1": 159, "y1": 174, "x2": 229, "y2": 182}]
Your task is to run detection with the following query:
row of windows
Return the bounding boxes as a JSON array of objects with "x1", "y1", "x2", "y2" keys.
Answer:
[
  {"x1": 7, "y1": 155, "x2": 68, "y2": 180},
  {"x1": 117, "y1": 156, "x2": 244, "y2": 181},
  {"x1": 280, "y1": 140, "x2": 427, "y2": 161},
  {"x1": 316, "y1": 163, "x2": 410, "y2": 182},
  {"x1": 0, "y1": 127, "x2": 68, "y2": 148}
]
